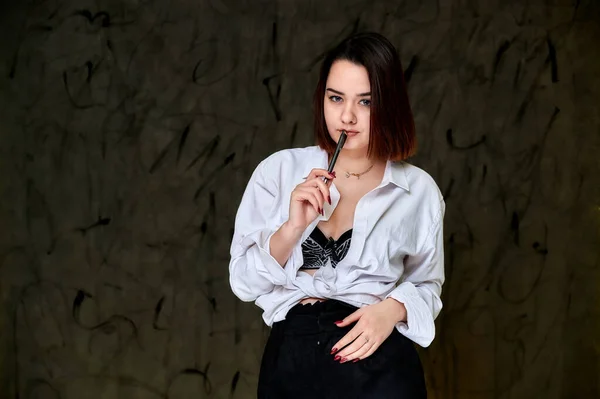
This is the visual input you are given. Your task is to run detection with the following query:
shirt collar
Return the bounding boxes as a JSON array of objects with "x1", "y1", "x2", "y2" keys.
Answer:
[{"x1": 383, "y1": 160, "x2": 410, "y2": 191}]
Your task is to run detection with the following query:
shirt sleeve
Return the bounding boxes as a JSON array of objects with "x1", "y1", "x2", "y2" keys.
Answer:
[
  {"x1": 386, "y1": 199, "x2": 445, "y2": 347},
  {"x1": 229, "y1": 158, "x2": 291, "y2": 302}
]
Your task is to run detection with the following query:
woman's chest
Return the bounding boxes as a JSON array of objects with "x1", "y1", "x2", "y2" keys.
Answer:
[{"x1": 317, "y1": 184, "x2": 372, "y2": 240}]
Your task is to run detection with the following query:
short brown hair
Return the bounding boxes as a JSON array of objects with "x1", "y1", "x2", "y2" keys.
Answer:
[{"x1": 313, "y1": 32, "x2": 416, "y2": 161}]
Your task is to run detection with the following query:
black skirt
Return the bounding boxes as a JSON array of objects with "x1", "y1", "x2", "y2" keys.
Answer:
[{"x1": 257, "y1": 299, "x2": 427, "y2": 399}]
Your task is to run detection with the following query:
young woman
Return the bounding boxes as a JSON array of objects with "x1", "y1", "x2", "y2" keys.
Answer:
[{"x1": 229, "y1": 32, "x2": 445, "y2": 398}]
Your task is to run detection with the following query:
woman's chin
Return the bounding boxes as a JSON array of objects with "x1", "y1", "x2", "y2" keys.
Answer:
[{"x1": 342, "y1": 142, "x2": 368, "y2": 152}]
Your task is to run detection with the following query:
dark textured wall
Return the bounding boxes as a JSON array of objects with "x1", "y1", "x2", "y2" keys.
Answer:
[{"x1": 1, "y1": 1, "x2": 599, "y2": 398}]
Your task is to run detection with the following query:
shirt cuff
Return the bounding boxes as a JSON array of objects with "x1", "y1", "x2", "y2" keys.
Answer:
[{"x1": 386, "y1": 282, "x2": 436, "y2": 347}]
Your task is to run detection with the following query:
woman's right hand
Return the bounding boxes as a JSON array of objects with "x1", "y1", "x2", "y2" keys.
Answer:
[{"x1": 286, "y1": 168, "x2": 335, "y2": 232}]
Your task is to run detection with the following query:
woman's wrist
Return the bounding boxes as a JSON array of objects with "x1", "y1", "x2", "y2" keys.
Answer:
[
  {"x1": 269, "y1": 222, "x2": 305, "y2": 267},
  {"x1": 384, "y1": 297, "x2": 408, "y2": 323},
  {"x1": 280, "y1": 220, "x2": 306, "y2": 240}
]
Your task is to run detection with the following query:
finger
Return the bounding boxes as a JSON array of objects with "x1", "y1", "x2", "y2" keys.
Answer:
[
  {"x1": 293, "y1": 188, "x2": 321, "y2": 215},
  {"x1": 334, "y1": 308, "x2": 363, "y2": 327},
  {"x1": 343, "y1": 340, "x2": 377, "y2": 363},
  {"x1": 307, "y1": 177, "x2": 331, "y2": 206},
  {"x1": 336, "y1": 333, "x2": 371, "y2": 361},
  {"x1": 306, "y1": 168, "x2": 336, "y2": 181},
  {"x1": 307, "y1": 185, "x2": 325, "y2": 210},
  {"x1": 354, "y1": 341, "x2": 380, "y2": 361},
  {"x1": 298, "y1": 186, "x2": 324, "y2": 213},
  {"x1": 331, "y1": 326, "x2": 362, "y2": 356},
  {"x1": 297, "y1": 189, "x2": 322, "y2": 215}
]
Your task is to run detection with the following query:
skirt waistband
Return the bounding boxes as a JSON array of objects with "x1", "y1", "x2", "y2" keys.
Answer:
[{"x1": 275, "y1": 299, "x2": 359, "y2": 335}]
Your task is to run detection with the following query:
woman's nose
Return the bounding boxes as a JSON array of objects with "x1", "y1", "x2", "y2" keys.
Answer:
[{"x1": 341, "y1": 107, "x2": 356, "y2": 124}]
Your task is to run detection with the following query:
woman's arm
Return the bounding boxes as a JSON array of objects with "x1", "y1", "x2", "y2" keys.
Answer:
[
  {"x1": 229, "y1": 158, "x2": 294, "y2": 302},
  {"x1": 385, "y1": 199, "x2": 446, "y2": 347},
  {"x1": 229, "y1": 154, "x2": 333, "y2": 302},
  {"x1": 269, "y1": 222, "x2": 304, "y2": 266}
]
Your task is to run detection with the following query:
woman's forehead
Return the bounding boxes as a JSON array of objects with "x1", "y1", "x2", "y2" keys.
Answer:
[{"x1": 326, "y1": 60, "x2": 371, "y2": 94}]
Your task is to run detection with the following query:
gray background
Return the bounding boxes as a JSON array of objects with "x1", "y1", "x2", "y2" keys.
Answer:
[{"x1": 1, "y1": 0, "x2": 599, "y2": 398}]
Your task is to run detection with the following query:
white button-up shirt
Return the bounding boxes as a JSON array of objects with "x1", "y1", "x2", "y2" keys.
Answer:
[{"x1": 229, "y1": 146, "x2": 445, "y2": 347}]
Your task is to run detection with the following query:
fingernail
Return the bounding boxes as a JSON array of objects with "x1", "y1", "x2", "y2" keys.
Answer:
[
  {"x1": 331, "y1": 348, "x2": 338, "y2": 354},
  {"x1": 328, "y1": 196, "x2": 331, "y2": 205},
  {"x1": 334, "y1": 355, "x2": 341, "y2": 361},
  {"x1": 353, "y1": 359, "x2": 359, "y2": 363},
  {"x1": 331, "y1": 171, "x2": 336, "y2": 178},
  {"x1": 340, "y1": 357, "x2": 348, "y2": 363},
  {"x1": 334, "y1": 320, "x2": 343, "y2": 325},
  {"x1": 320, "y1": 208, "x2": 324, "y2": 216}
]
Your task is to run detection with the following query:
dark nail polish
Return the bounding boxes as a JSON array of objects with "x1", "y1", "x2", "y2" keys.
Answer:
[
  {"x1": 334, "y1": 355, "x2": 341, "y2": 361},
  {"x1": 331, "y1": 171, "x2": 336, "y2": 178},
  {"x1": 320, "y1": 208, "x2": 324, "y2": 216},
  {"x1": 334, "y1": 320, "x2": 343, "y2": 325},
  {"x1": 353, "y1": 359, "x2": 359, "y2": 363},
  {"x1": 340, "y1": 357, "x2": 348, "y2": 363},
  {"x1": 331, "y1": 348, "x2": 338, "y2": 354},
  {"x1": 328, "y1": 196, "x2": 331, "y2": 205}
]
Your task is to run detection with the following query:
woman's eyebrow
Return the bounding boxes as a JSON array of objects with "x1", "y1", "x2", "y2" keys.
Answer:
[{"x1": 326, "y1": 88, "x2": 371, "y2": 96}]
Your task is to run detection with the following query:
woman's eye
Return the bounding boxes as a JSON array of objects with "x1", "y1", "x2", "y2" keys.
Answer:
[
  {"x1": 359, "y1": 99, "x2": 371, "y2": 106},
  {"x1": 329, "y1": 95, "x2": 342, "y2": 103}
]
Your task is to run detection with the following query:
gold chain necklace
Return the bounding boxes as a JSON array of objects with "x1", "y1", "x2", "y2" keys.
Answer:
[{"x1": 344, "y1": 163, "x2": 374, "y2": 179}]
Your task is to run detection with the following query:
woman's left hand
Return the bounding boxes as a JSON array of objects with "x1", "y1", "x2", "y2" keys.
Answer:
[{"x1": 331, "y1": 298, "x2": 407, "y2": 363}]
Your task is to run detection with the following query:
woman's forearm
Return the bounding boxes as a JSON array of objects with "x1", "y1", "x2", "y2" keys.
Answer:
[{"x1": 269, "y1": 222, "x2": 305, "y2": 266}]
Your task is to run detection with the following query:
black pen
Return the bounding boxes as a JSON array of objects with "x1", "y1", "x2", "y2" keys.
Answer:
[{"x1": 323, "y1": 130, "x2": 347, "y2": 184}]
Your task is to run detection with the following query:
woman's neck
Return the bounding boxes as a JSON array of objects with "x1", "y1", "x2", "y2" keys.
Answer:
[{"x1": 330, "y1": 149, "x2": 384, "y2": 175}]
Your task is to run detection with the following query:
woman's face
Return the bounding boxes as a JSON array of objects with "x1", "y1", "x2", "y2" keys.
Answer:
[{"x1": 323, "y1": 59, "x2": 372, "y2": 154}]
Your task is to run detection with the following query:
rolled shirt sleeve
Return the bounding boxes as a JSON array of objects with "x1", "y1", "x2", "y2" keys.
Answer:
[
  {"x1": 386, "y1": 199, "x2": 445, "y2": 347},
  {"x1": 229, "y1": 159, "x2": 291, "y2": 302}
]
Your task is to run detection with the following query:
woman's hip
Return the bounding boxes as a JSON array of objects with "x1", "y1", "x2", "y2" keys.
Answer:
[{"x1": 258, "y1": 299, "x2": 426, "y2": 398}]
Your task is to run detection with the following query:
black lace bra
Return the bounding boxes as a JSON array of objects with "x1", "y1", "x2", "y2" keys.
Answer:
[{"x1": 299, "y1": 227, "x2": 353, "y2": 269}]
